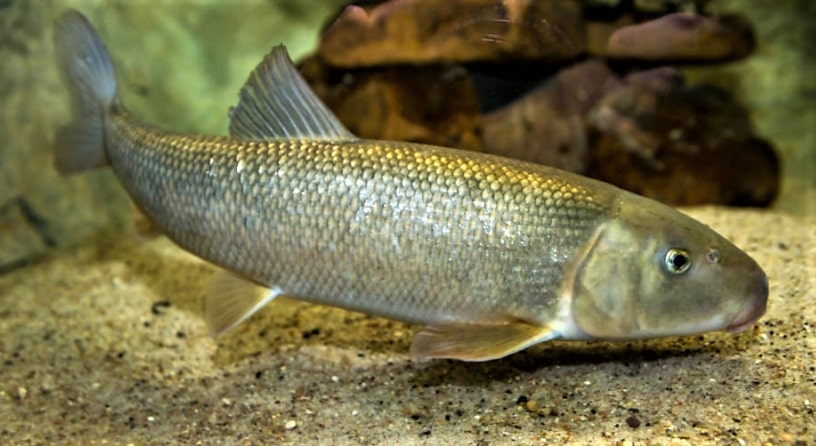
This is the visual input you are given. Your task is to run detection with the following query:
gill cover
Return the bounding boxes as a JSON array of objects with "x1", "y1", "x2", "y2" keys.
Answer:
[{"x1": 568, "y1": 220, "x2": 643, "y2": 338}]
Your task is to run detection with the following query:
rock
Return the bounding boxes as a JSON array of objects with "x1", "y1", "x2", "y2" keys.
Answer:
[
  {"x1": 624, "y1": 66, "x2": 684, "y2": 94},
  {"x1": 606, "y1": 12, "x2": 755, "y2": 62},
  {"x1": 583, "y1": 0, "x2": 721, "y2": 58},
  {"x1": 318, "y1": 0, "x2": 585, "y2": 67},
  {"x1": 484, "y1": 59, "x2": 779, "y2": 206},
  {"x1": 308, "y1": 1, "x2": 775, "y2": 207},
  {"x1": 482, "y1": 59, "x2": 622, "y2": 172},
  {"x1": 587, "y1": 82, "x2": 779, "y2": 206},
  {"x1": 300, "y1": 55, "x2": 483, "y2": 151}
]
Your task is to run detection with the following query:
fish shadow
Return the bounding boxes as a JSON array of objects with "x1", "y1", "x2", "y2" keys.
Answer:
[{"x1": 408, "y1": 329, "x2": 764, "y2": 387}]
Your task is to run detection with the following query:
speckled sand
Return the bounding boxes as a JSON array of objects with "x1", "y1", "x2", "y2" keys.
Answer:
[{"x1": 0, "y1": 207, "x2": 814, "y2": 445}]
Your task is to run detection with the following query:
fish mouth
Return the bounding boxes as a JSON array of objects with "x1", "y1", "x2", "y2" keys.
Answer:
[
  {"x1": 725, "y1": 303, "x2": 766, "y2": 333},
  {"x1": 725, "y1": 274, "x2": 769, "y2": 334}
]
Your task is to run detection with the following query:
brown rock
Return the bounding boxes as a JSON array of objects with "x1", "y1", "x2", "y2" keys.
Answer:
[
  {"x1": 606, "y1": 12, "x2": 755, "y2": 62},
  {"x1": 318, "y1": 0, "x2": 585, "y2": 67},
  {"x1": 624, "y1": 66, "x2": 683, "y2": 94},
  {"x1": 587, "y1": 82, "x2": 778, "y2": 206},
  {"x1": 482, "y1": 59, "x2": 622, "y2": 172},
  {"x1": 300, "y1": 55, "x2": 483, "y2": 151}
]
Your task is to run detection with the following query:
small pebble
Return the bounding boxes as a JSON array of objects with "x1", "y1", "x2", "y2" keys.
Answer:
[
  {"x1": 285, "y1": 420, "x2": 297, "y2": 430},
  {"x1": 525, "y1": 400, "x2": 538, "y2": 412},
  {"x1": 625, "y1": 416, "x2": 641, "y2": 428}
]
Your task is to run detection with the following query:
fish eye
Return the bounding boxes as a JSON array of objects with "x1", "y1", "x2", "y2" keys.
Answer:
[{"x1": 664, "y1": 248, "x2": 691, "y2": 274}]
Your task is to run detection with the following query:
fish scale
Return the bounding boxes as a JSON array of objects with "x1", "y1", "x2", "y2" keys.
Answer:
[
  {"x1": 52, "y1": 9, "x2": 768, "y2": 361},
  {"x1": 106, "y1": 113, "x2": 609, "y2": 328}
]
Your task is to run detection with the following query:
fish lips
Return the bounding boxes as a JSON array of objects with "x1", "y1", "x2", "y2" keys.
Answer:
[{"x1": 724, "y1": 273, "x2": 769, "y2": 334}]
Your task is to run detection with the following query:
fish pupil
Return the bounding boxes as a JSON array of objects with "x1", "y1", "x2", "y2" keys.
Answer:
[{"x1": 665, "y1": 248, "x2": 691, "y2": 274}]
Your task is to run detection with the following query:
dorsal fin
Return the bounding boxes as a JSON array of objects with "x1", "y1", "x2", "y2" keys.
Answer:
[{"x1": 228, "y1": 45, "x2": 356, "y2": 141}]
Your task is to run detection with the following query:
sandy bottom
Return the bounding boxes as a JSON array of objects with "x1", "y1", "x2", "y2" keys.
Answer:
[{"x1": 1, "y1": 207, "x2": 813, "y2": 445}]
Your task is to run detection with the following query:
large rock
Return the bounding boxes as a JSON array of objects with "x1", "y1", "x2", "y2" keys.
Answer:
[
  {"x1": 587, "y1": 79, "x2": 779, "y2": 206},
  {"x1": 301, "y1": 56, "x2": 483, "y2": 151},
  {"x1": 481, "y1": 59, "x2": 622, "y2": 172},
  {"x1": 477, "y1": 60, "x2": 779, "y2": 206},
  {"x1": 605, "y1": 12, "x2": 755, "y2": 62},
  {"x1": 318, "y1": 0, "x2": 586, "y2": 67}
]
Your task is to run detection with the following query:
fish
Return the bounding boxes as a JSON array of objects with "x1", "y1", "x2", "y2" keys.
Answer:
[{"x1": 52, "y1": 9, "x2": 768, "y2": 362}]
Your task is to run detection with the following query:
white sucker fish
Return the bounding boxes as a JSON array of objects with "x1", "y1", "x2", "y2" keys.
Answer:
[{"x1": 52, "y1": 10, "x2": 768, "y2": 361}]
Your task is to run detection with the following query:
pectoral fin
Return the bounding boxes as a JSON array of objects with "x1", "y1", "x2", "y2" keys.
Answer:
[
  {"x1": 204, "y1": 271, "x2": 281, "y2": 337},
  {"x1": 411, "y1": 321, "x2": 560, "y2": 362}
]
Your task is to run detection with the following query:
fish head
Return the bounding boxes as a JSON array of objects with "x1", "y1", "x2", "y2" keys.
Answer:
[{"x1": 565, "y1": 193, "x2": 768, "y2": 340}]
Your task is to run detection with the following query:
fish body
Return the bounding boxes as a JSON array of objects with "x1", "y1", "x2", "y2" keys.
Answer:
[
  {"x1": 53, "y1": 10, "x2": 768, "y2": 361},
  {"x1": 108, "y1": 116, "x2": 610, "y2": 329}
]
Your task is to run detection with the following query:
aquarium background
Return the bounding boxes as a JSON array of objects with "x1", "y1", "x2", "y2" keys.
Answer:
[{"x1": 0, "y1": 1, "x2": 814, "y2": 445}]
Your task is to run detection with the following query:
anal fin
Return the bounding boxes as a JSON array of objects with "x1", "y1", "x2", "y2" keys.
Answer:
[
  {"x1": 204, "y1": 271, "x2": 280, "y2": 337},
  {"x1": 411, "y1": 321, "x2": 560, "y2": 362}
]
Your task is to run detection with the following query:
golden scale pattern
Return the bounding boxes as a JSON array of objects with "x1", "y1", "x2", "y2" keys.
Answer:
[{"x1": 107, "y1": 115, "x2": 614, "y2": 325}]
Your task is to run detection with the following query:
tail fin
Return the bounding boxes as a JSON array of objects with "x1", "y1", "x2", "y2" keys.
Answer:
[{"x1": 53, "y1": 10, "x2": 119, "y2": 174}]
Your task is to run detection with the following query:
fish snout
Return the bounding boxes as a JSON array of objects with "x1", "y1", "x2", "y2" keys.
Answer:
[{"x1": 725, "y1": 269, "x2": 769, "y2": 333}]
